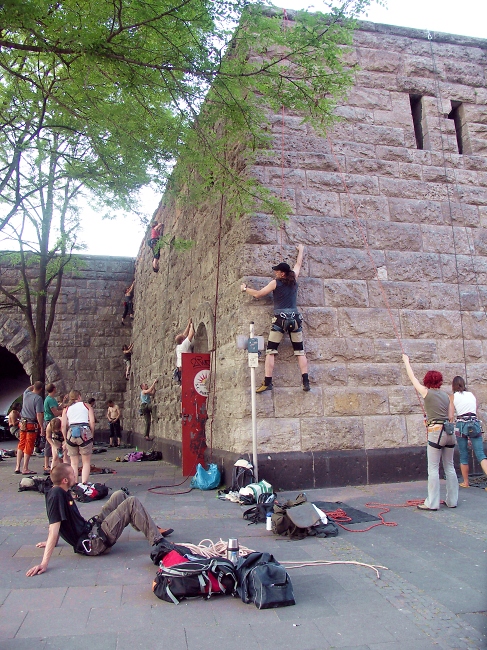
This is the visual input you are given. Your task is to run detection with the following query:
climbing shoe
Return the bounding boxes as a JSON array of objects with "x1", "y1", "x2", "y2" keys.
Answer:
[
  {"x1": 303, "y1": 379, "x2": 310, "y2": 392},
  {"x1": 256, "y1": 381, "x2": 273, "y2": 393}
]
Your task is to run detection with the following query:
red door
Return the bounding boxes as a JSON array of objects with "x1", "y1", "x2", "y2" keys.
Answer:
[{"x1": 181, "y1": 353, "x2": 210, "y2": 475}]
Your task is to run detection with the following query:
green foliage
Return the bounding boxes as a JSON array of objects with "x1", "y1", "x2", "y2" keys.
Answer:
[{"x1": 0, "y1": 0, "x2": 374, "y2": 379}]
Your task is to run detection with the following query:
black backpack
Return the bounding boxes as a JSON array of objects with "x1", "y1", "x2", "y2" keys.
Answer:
[
  {"x1": 231, "y1": 460, "x2": 255, "y2": 491},
  {"x1": 243, "y1": 493, "x2": 277, "y2": 524},
  {"x1": 70, "y1": 482, "x2": 110, "y2": 502},
  {"x1": 153, "y1": 553, "x2": 238, "y2": 604},
  {"x1": 18, "y1": 475, "x2": 53, "y2": 494},
  {"x1": 236, "y1": 552, "x2": 295, "y2": 609}
]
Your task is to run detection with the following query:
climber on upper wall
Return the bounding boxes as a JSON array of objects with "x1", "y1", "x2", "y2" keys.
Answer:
[{"x1": 241, "y1": 243, "x2": 310, "y2": 393}]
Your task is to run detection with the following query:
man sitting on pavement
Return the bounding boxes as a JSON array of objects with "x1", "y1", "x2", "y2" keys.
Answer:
[{"x1": 26, "y1": 463, "x2": 173, "y2": 576}]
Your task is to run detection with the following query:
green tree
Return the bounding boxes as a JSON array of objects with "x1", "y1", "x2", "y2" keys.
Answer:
[{"x1": 0, "y1": 0, "x2": 373, "y2": 381}]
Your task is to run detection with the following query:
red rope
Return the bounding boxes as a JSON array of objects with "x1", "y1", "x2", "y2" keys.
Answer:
[{"x1": 324, "y1": 500, "x2": 435, "y2": 533}]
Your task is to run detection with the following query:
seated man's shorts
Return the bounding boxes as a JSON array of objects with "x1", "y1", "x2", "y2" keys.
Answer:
[
  {"x1": 266, "y1": 313, "x2": 304, "y2": 356},
  {"x1": 18, "y1": 431, "x2": 37, "y2": 456}
]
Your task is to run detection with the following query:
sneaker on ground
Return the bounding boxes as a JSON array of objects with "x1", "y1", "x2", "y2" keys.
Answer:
[
  {"x1": 303, "y1": 381, "x2": 310, "y2": 391},
  {"x1": 256, "y1": 382, "x2": 273, "y2": 393},
  {"x1": 157, "y1": 527, "x2": 174, "y2": 537}
]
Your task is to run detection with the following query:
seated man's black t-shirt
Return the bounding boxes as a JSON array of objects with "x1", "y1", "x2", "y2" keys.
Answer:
[{"x1": 46, "y1": 486, "x2": 90, "y2": 548}]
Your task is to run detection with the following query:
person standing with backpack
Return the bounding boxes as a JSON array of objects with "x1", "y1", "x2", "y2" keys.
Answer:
[{"x1": 61, "y1": 391, "x2": 95, "y2": 484}]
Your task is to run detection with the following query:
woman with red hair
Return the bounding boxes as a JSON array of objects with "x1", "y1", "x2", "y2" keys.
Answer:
[{"x1": 402, "y1": 354, "x2": 458, "y2": 511}]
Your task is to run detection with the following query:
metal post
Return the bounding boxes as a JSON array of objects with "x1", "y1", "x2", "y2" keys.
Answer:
[{"x1": 249, "y1": 322, "x2": 258, "y2": 481}]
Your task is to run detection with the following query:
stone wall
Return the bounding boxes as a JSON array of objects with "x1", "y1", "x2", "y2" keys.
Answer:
[
  {"x1": 0, "y1": 255, "x2": 134, "y2": 429},
  {"x1": 124, "y1": 21, "x2": 487, "y2": 486}
]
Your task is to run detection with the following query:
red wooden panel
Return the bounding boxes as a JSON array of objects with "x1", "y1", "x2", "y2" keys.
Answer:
[{"x1": 181, "y1": 353, "x2": 210, "y2": 476}]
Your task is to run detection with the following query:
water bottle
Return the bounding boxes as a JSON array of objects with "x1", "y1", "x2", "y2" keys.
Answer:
[
  {"x1": 227, "y1": 538, "x2": 239, "y2": 565},
  {"x1": 266, "y1": 512, "x2": 272, "y2": 531}
]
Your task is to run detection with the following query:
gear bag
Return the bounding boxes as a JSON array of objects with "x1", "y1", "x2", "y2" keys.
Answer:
[
  {"x1": 236, "y1": 552, "x2": 295, "y2": 609},
  {"x1": 152, "y1": 550, "x2": 238, "y2": 604},
  {"x1": 231, "y1": 459, "x2": 255, "y2": 491},
  {"x1": 70, "y1": 482, "x2": 110, "y2": 502}
]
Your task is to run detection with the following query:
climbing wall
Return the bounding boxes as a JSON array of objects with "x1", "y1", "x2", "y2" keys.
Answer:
[{"x1": 125, "y1": 21, "x2": 487, "y2": 487}]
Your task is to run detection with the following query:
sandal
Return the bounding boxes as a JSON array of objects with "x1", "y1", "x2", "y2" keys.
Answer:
[{"x1": 459, "y1": 483, "x2": 470, "y2": 488}]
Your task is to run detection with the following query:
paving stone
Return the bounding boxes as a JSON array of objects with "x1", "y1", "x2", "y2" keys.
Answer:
[{"x1": 45, "y1": 634, "x2": 118, "y2": 650}]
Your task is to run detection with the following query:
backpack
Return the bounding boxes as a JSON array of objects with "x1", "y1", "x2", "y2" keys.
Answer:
[
  {"x1": 70, "y1": 482, "x2": 110, "y2": 502},
  {"x1": 18, "y1": 475, "x2": 53, "y2": 494},
  {"x1": 239, "y1": 480, "x2": 273, "y2": 505},
  {"x1": 243, "y1": 493, "x2": 277, "y2": 525},
  {"x1": 236, "y1": 552, "x2": 295, "y2": 609},
  {"x1": 231, "y1": 459, "x2": 255, "y2": 491},
  {"x1": 152, "y1": 550, "x2": 238, "y2": 604},
  {"x1": 271, "y1": 493, "x2": 309, "y2": 539}
]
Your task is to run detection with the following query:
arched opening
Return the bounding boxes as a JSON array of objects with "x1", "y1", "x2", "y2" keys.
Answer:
[
  {"x1": 193, "y1": 322, "x2": 209, "y2": 354},
  {"x1": 0, "y1": 346, "x2": 30, "y2": 416}
]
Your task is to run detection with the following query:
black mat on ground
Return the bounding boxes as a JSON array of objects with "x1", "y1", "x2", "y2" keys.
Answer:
[
  {"x1": 313, "y1": 501, "x2": 380, "y2": 524},
  {"x1": 469, "y1": 474, "x2": 487, "y2": 489}
]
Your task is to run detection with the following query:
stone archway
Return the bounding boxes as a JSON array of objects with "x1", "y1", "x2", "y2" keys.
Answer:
[
  {"x1": 0, "y1": 346, "x2": 30, "y2": 415},
  {"x1": 193, "y1": 322, "x2": 209, "y2": 354},
  {"x1": 0, "y1": 315, "x2": 65, "y2": 392},
  {"x1": 191, "y1": 301, "x2": 215, "y2": 352}
]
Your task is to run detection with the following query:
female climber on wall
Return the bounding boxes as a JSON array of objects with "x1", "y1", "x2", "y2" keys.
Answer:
[
  {"x1": 402, "y1": 354, "x2": 458, "y2": 511},
  {"x1": 450, "y1": 376, "x2": 487, "y2": 489}
]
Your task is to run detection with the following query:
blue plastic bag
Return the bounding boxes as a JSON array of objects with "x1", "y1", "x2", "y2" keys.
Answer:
[{"x1": 190, "y1": 463, "x2": 221, "y2": 490}]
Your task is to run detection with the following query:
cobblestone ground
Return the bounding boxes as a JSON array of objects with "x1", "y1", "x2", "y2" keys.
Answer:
[{"x1": 1, "y1": 440, "x2": 486, "y2": 650}]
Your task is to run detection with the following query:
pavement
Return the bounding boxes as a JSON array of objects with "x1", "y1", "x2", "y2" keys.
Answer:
[{"x1": 0, "y1": 439, "x2": 486, "y2": 650}]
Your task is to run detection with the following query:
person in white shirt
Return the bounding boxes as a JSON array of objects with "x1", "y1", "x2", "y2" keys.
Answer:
[
  {"x1": 174, "y1": 318, "x2": 194, "y2": 383},
  {"x1": 450, "y1": 375, "x2": 487, "y2": 488}
]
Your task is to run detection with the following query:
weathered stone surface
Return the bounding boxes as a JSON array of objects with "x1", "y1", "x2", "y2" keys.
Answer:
[
  {"x1": 322, "y1": 387, "x2": 389, "y2": 416},
  {"x1": 338, "y1": 307, "x2": 399, "y2": 338},
  {"x1": 324, "y1": 280, "x2": 369, "y2": 308},
  {"x1": 301, "y1": 416, "x2": 364, "y2": 451},
  {"x1": 400, "y1": 309, "x2": 463, "y2": 339},
  {"x1": 274, "y1": 387, "x2": 324, "y2": 418},
  {"x1": 363, "y1": 415, "x2": 408, "y2": 448},
  {"x1": 3, "y1": 23, "x2": 481, "y2": 471}
]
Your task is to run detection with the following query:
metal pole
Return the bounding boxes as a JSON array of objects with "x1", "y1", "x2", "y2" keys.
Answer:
[{"x1": 249, "y1": 322, "x2": 258, "y2": 481}]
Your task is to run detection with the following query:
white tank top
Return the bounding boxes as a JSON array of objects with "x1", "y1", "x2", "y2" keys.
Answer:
[
  {"x1": 67, "y1": 401, "x2": 90, "y2": 425},
  {"x1": 453, "y1": 391, "x2": 476, "y2": 416}
]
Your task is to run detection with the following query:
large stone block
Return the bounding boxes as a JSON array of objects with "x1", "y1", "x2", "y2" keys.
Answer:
[
  {"x1": 339, "y1": 194, "x2": 390, "y2": 221},
  {"x1": 301, "y1": 416, "x2": 364, "y2": 451},
  {"x1": 376, "y1": 339, "x2": 437, "y2": 363},
  {"x1": 306, "y1": 171, "x2": 379, "y2": 195},
  {"x1": 366, "y1": 222, "x2": 422, "y2": 251},
  {"x1": 405, "y1": 414, "x2": 428, "y2": 446},
  {"x1": 367, "y1": 280, "x2": 430, "y2": 310},
  {"x1": 389, "y1": 386, "x2": 424, "y2": 414},
  {"x1": 338, "y1": 307, "x2": 399, "y2": 338},
  {"x1": 305, "y1": 337, "x2": 377, "y2": 362},
  {"x1": 345, "y1": 157, "x2": 398, "y2": 177},
  {"x1": 324, "y1": 279, "x2": 369, "y2": 308},
  {"x1": 389, "y1": 198, "x2": 445, "y2": 225},
  {"x1": 303, "y1": 307, "x2": 338, "y2": 337},
  {"x1": 274, "y1": 387, "x2": 324, "y2": 418},
  {"x1": 363, "y1": 415, "x2": 408, "y2": 448},
  {"x1": 385, "y1": 251, "x2": 442, "y2": 282},
  {"x1": 323, "y1": 387, "x2": 389, "y2": 416},
  {"x1": 308, "y1": 246, "x2": 385, "y2": 280},
  {"x1": 307, "y1": 363, "x2": 348, "y2": 386},
  {"x1": 380, "y1": 178, "x2": 449, "y2": 202},
  {"x1": 400, "y1": 309, "x2": 462, "y2": 339},
  {"x1": 347, "y1": 363, "x2": 401, "y2": 386},
  {"x1": 347, "y1": 87, "x2": 392, "y2": 110},
  {"x1": 295, "y1": 189, "x2": 341, "y2": 217},
  {"x1": 436, "y1": 338, "x2": 483, "y2": 363},
  {"x1": 283, "y1": 215, "x2": 363, "y2": 248}
]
